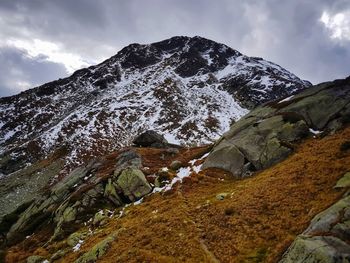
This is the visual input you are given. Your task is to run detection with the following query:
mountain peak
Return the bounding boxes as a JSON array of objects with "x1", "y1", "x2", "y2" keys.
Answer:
[{"x1": 0, "y1": 36, "x2": 310, "y2": 175}]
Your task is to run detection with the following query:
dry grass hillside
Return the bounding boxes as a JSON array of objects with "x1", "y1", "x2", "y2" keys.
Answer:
[{"x1": 5, "y1": 126, "x2": 350, "y2": 263}]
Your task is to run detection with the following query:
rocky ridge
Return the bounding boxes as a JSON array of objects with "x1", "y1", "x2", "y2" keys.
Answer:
[{"x1": 0, "y1": 36, "x2": 310, "y2": 176}]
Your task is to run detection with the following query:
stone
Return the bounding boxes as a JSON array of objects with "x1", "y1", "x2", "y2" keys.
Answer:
[
  {"x1": 165, "y1": 148, "x2": 180, "y2": 155},
  {"x1": 117, "y1": 168, "x2": 152, "y2": 202},
  {"x1": 280, "y1": 195, "x2": 350, "y2": 262},
  {"x1": 204, "y1": 112, "x2": 308, "y2": 175},
  {"x1": 26, "y1": 255, "x2": 46, "y2": 263},
  {"x1": 92, "y1": 211, "x2": 108, "y2": 226},
  {"x1": 75, "y1": 234, "x2": 117, "y2": 263},
  {"x1": 279, "y1": 235, "x2": 350, "y2": 263},
  {"x1": 304, "y1": 195, "x2": 350, "y2": 239},
  {"x1": 170, "y1": 160, "x2": 182, "y2": 170},
  {"x1": 133, "y1": 130, "x2": 168, "y2": 147},
  {"x1": 205, "y1": 80, "x2": 350, "y2": 178},
  {"x1": 62, "y1": 206, "x2": 77, "y2": 223},
  {"x1": 334, "y1": 172, "x2": 350, "y2": 189},
  {"x1": 202, "y1": 144, "x2": 245, "y2": 177},
  {"x1": 216, "y1": 193, "x2": 229, "y2": 200},
  {"x1": 67, "y1": 231, "x2": 87, "y2": 247}
]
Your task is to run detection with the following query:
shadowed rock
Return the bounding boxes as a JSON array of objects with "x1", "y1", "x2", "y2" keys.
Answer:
[{"x1": 133, "y1": 130, "x2": 168, "y2": 148}]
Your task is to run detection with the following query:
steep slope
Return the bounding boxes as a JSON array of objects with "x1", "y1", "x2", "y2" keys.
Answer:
[
  {"x1": 1, "y1": 76, "x2": 349, "y2": 263},
  {"x1": 0, "y1": 36, "x2": 310, "y2": 175}
]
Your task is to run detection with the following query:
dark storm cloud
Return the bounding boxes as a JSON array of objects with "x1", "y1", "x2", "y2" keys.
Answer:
[
  {"x1": 0, "y1": 47, "x2": 67, "y2": 97},
  {"x1": 0, "y1": 0, "x2": 349, "y2": 97}
]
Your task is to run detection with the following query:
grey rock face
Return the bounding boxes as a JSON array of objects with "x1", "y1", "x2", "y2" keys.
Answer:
[
  {"x1": 3, "y1": 149, "x2": 152, "y2": 245},
  {"x1": 203, "y1": 76, "x2": 350, "y2": 177},
  {"x1": 279, "y1": 194, "x2": 350, "y2": 263}
]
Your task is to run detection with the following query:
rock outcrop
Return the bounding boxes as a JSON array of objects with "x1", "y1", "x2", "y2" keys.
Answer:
[
  {"x1": 3, "y1": 149, "x2": 153, "y2": 245},
  {"x1": 280, "y1": 173, "x2": 350, "y2": 262},
  {"x1": 203, "y1": 76, "x2": 350, "y2": 177}
]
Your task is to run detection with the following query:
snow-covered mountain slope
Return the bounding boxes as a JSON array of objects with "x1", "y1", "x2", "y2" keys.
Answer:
[{"x1": 0, "y1": 36, "x2": 311, "y2": 174}]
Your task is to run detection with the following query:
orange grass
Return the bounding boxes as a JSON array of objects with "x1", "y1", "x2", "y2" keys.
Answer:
[{"x1": 5, "y1": 127, "x2": 350, "y2": 262}]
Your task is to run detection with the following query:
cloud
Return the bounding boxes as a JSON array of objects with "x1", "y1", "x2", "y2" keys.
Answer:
[
  {"x1": 320, "y1": 10, "x2": 350, "y2": 41},
  {"x1": 7, "y1": 38, "x2": 90, "y2": 73},
  {"x1": 0, "y1": 46, "x2": 67, "y2": 97},
  {"x1": 0, "y1": 0, "x2": 349, "y2": 97}
]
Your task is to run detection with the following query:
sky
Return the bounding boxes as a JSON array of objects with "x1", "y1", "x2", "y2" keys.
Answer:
[{"x1": 0, "y1": 0, "x2": 349, "y2": 97}]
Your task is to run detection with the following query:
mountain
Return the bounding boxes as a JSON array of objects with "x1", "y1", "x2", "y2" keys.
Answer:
[
  {"x1": 1, "y1": 76, "x2": 349, "y2": 263},
  {"x1": 0, "y1": 36, "x2": 311, "y2": 175}
]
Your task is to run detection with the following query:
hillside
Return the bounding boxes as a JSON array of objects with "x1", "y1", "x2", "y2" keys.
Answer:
[
  {"x1": 1, "y1": 76, "x2": 349, "y2": 263},
  {"x1": 0, "y1": 36, "x2": 310, "y2": 176}
]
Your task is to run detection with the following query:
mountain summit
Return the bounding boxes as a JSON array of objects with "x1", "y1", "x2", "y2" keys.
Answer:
[{"x1": 0, "y1": 36, "x2": 311, "y2": 174}]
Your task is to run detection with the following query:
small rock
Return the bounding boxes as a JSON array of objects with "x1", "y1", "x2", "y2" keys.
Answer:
[
  {"x1": 67, "y1": 231, "x2": 86, "y2": 247},
  {"x1": 26, "y1": 255, "x2": 46, "y2": 263},
  {"x1": 92, "y1": 211, "x2": 108, "y2": 226},
  {"x1": 170, "y1": 160, "x2": 182, "y2": 170},
  {"x1": 334, "y1": 172, "x2": 350, "y2": 189},
  {"x1": 216, "y1": 193, "x2": 229, "y2": 200}
]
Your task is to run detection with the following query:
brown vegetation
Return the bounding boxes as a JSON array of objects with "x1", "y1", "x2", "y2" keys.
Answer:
[{"x1": 5, "y1": 127, "x2": 350, "y2": 262}]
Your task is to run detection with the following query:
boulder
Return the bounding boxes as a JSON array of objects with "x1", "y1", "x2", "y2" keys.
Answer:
[
  {"x1": 280, "y1": 86, "x2": 350, "y2": 130},
  {"x1": 280, "y1": 195, "x2": 350, "y2": 262},
  {"x1": 203, "y1": 114, "x2": 308, "y2": 176},
  {"x1": 133, "y1": 130, "x2": 168, "y2": 147},
  {"x1": 117, "y1": 168, "x2": 152, "y2": 202},
  {"x1": 104, "y1": 179, "x2": 123, "y2": 206},
  {"x1": 75, "y1": 233, "x2": 117, "y2": 263},
  {"x1": 279, "y1": 235, "x2": 350, "y2": 263},
  {"x1": 202, "y1": 144, "x2": 245, "y2": 176}
]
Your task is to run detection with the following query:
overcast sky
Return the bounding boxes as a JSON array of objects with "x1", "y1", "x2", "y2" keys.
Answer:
[{"x1": 0, "y1": 0, "x2": 349, "y2": 97}]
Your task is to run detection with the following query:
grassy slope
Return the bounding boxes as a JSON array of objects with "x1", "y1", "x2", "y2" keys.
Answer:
[{"x1": 5, "y1": 127, "x2": 350, "y2": 263}]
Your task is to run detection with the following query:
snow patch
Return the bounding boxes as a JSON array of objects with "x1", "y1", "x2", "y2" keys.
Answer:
[
  {"x1": 279, "y1": 95, "x2": 294, "y2": 103},
  {"x1": 309, "y1": 128, "x2": 323, "y2": 135},
  {"x1": 73, "y1": 239, "x2": 84, "y2": 252}
]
